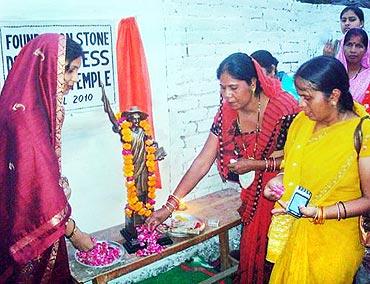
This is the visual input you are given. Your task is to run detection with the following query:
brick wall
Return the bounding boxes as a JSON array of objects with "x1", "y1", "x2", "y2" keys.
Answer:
[{"x1": 162, "y1": 0, "x2": 369, "y2": 200}]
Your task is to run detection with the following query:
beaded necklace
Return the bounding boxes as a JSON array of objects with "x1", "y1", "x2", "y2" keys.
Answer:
[
  {"x1": 218, "y1": 95, "x2": 282, "y2": 225},
  {"x1": 233, "y1": 96, "x2": 262, "y2": 159}
]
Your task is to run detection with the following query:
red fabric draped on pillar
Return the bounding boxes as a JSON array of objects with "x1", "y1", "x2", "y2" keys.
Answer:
[{"x1": 116, "y1": 17, "x2": 162, "y2": 187}]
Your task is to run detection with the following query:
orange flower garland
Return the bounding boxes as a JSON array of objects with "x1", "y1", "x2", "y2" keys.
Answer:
[{"x1": 116, "y1": 112, "x2": 157, "y2": 218}]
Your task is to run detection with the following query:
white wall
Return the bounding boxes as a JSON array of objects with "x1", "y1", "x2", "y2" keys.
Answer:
[{"x1": 1, "y1": 0, "x2": 170, "y2": 233}]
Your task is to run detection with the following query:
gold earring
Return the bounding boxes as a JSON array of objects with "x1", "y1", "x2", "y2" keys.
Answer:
[
  {"x1": 251, "y1": 88, "x2": 255, "y2": 97},
  {"x1": 331, "y1": 101, "x2": 337, "y2": 107}
]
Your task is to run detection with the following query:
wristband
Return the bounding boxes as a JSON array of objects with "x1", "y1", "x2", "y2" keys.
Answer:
[{"x1": 65, "y1": 218, "x2": 77, "y2": 239}]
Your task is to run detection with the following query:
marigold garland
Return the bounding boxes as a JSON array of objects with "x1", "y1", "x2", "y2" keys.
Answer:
[{"x1": 116, "y1": 112, "x2": 157, "y2": 218}]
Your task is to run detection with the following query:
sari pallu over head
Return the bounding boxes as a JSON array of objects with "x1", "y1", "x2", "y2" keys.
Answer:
[
  {"x1": 336, "y1": 30, "x2": 370, "y2": 103},
  {"x1": 214, "y1": 59, "x2": 299, "y2": 221},
  {"x1": 216, "y1": 59, "x2": 285, "y2": 180},
  {"x1": 0, "y1": 33, "x2": 70, "y2": 265}
]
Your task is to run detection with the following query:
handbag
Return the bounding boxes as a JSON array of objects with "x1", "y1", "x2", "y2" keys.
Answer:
[
  {"x1": 359, "y1": 216, "x2": 370, "y2": 247},
  {"x1": 354, "y1": 115, "x2": 370, "y2": 248}
]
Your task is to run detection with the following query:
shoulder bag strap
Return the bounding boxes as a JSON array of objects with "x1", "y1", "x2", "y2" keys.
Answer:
[{"x1": 354, "y1": 115, "x2": 370, "y2": 155}]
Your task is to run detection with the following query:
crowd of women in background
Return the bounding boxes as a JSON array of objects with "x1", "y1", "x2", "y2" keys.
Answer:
[
  {"x1": 323, "y1": 6, "x2": 365, "y2": 57},
  {"x1": 324, "y1": 6, "x2": 370, "y2": 110}
]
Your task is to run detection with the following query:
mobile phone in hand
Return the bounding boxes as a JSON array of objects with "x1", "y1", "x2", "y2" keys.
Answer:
[{"x1": 286, "y1": 186, "x2": 312, "y2": 218}]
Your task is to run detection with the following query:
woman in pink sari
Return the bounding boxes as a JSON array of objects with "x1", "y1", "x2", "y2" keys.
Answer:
[
  {"x1": 337, "y1": 28, "x2": 370, "y2": 104},
  {"x1": 0, "y1": 33, "x2": 93, "y2": 283}
]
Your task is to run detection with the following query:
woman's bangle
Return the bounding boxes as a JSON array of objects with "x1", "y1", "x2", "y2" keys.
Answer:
[
  {"x1": 169, "y1": 194, "x2": 180, "y2": 204},
  {"x1": 311, "y1": 206, "x2": 325, "y2": 225},
  {"x1": 170, "y1": 194, "x2": 180, "y2": 202},
  {"x1": 338, "y1": 201, "x2": 347, "y2": 219},
  {"x1": 335, "y1": 202, "x2": 342, "y2": 221},
  {"x1": 167, "y1": 194, "x2": 180, "y2": 210},
  {"x1": 162, "y1": 204, "x2": 173, "y2": 217},
  {"x1": 166, "y1": 201, "x2": 176, "y2": 211},
  {"x1": 65, "y1": 218, "x2": 77, "y2": 239},
  {"x1": 276, "y1": 172, "x2": 284, "y2": 176}
]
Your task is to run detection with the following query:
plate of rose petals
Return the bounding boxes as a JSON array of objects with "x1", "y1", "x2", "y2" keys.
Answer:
[
  {"x1": 75, "y1": 240, "x2": 124, "y2": 268},
  {"x1": 158, "y1": 212, "x2": 205, "y2": 238}
]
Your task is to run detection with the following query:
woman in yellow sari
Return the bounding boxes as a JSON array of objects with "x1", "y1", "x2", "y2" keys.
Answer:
[{"x1": 264, "y1": 56, "x2": 370, "y2": 283}]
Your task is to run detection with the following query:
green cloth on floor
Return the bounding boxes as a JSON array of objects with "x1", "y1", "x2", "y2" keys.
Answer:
[{"x1": 137, "y1": 256, "x2": 233, "y2": 284}]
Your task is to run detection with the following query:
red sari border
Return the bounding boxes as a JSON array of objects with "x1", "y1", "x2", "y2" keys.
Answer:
[{"x1": 10, "y1": 206, "x2": 69, "y2": 262}]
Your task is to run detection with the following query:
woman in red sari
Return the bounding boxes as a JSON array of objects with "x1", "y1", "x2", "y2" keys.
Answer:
[
  {"x1": 0, "y1": 33, "x2": 93, "y2": 283},
  {"x1": 147, "y1": 52, "x2": 299, "y2": 283}
]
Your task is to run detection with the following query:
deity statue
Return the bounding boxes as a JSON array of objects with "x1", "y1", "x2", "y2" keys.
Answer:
[
  {"x1": 121, "y1": 107, "x2": 166, "y2": 202},
  {"x1": 100, "y1": 83, "x2": 166, "y2": 249}
]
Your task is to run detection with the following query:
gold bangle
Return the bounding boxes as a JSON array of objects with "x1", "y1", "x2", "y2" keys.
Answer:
[
  {"x1": 319, "y1": 206, "x2": 325, "y2": 224},
  {"x1": 310, "y1": 206, "x2": 319, "y2": 224},
  {"x1": 311, "y1": 206, "x2": 325, "y2": 225}
]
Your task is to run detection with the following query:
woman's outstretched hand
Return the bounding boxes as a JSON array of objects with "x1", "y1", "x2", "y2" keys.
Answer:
[
  {"x1": 145, "y1": 207, "x2": 172, "y2": 231},
  {"x1": 70, "y1": 229, "x2": 94, "y2": 251}
]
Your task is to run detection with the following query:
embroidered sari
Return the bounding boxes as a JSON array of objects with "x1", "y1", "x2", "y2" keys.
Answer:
[
  {"x1": 0, "y1": 34, "x2": 71, "y2": 282},
  {"x1": 268, "y1": 103, "x2": 370, "y2": 283},
  {"x1": 212, "y1": 60, "x2": 299, "y2": 283}
]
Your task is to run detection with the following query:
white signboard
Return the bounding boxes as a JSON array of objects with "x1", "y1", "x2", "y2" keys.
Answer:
[{"x1": 0, "y1": 22, "x2": 116, "y2": 111}]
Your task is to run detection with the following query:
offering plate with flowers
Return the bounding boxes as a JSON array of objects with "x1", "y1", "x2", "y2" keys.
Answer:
[
  {"x1": 158, "y1": 212, "x2": 206, "y2": 238},
  {"x1": 75, "y1": 239, "x2": 124, "y2": 268}
]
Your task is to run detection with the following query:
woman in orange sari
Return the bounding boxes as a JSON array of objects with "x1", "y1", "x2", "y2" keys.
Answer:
[
  {"x1": 264, "y1": 56, "x2": 370, "y2": 283},
  {"x1": 0, "y1": 34, "x2": 93, "y2": 283}
]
